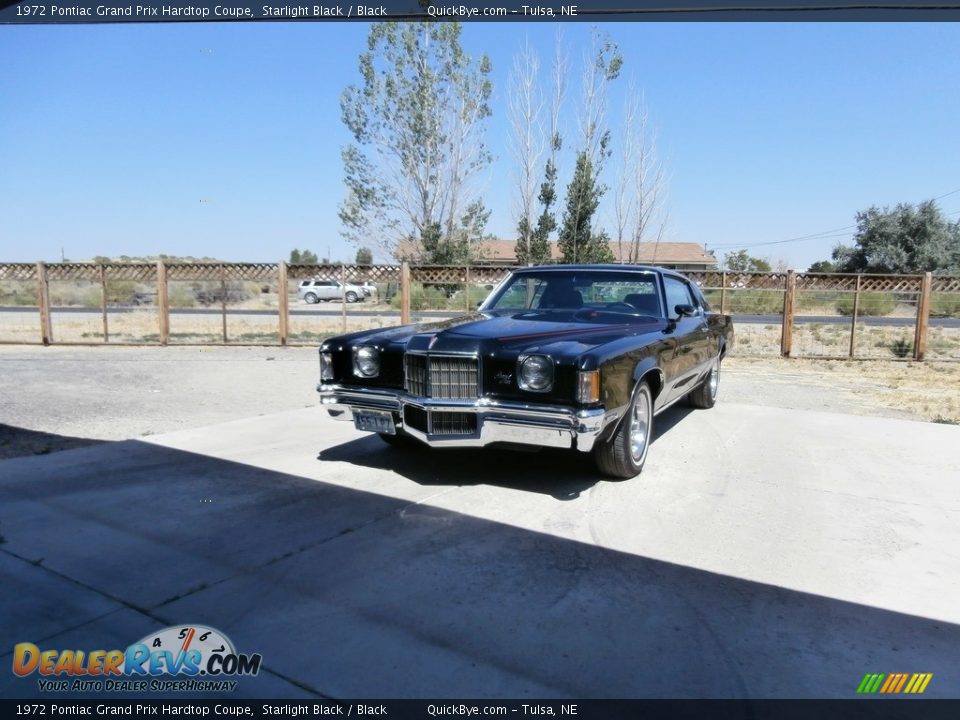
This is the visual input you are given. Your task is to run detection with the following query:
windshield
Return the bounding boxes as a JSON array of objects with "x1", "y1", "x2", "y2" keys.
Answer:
[{"x1": 483, "y1": 270, "x2": 663, "y2": 318}]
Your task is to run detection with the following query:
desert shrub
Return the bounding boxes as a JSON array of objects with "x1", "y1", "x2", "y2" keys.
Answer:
[
  {"x1": 190, "y1": 281, "x2": 250, "y2": 306},
  {"x1": 0, "y1": 281, "x2": 39, "y2": 306},
  {"x1": 930, "y1": 293, "x2": 960, "y2": 318},
  {"x1": 390, "y1": 283, "x2": 449, "y2": 311},
  {"x1": 836, "y1": 292, "x2": 896, "y2": 316},
  {"x1": 446, "y1": 284, "x2": 491, "y2": 311},
  {"x1": 167, "y1": 285, "x2": 196, "y2": 308},
  {"x1": 49, "y1": 284, "x2": 101, "y2": 307},
  {"x1": 104, "y1": 280, "x2": 140, "y2": 305},
  {"x1": 724, "y1": 289, "x2": 784, "y2": 315},
  {"x1": 888, "y1": 338, "x2": 913, "y2": 358},
  {"x1": 795, "y1": 291, "x2": 840, "y2": 312}
]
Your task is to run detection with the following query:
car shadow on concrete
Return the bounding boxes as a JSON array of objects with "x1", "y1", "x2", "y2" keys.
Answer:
[
  {"x1": 317, "y1": 404, "x2": 696, "y2": 499},
  {"x1": 0, "y1": 423, "x2": 106, "y2": 461},
  {"x1": 0, "y1": 439, "x2": 957, "y2": 699}
]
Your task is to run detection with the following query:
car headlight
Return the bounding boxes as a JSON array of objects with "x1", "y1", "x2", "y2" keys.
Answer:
[
  {"x1": 320, "y1": 351, "x2": 334, "y2": 381},
  {"x1": 353, "y1": 346, "x2": 380, "y2": 378},
  {"x1": 518, "y1": 354, "x2": 553, "y2": 392}
]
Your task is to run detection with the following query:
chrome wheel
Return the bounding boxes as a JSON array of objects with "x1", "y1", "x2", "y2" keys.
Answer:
[
  {"x1": 629, "y1": 387, "x2": 651, "y2": 463},
  {"x1": 708, "y1": 357, "x2": 720, "y2": 400}
]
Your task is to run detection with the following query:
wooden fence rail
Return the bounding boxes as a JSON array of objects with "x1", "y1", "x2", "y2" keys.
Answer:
[{"x1": 1, "y1": 262, "x2": 958, "y2": 361}]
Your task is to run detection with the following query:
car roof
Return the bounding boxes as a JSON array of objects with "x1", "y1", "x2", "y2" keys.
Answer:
[{"x1": 511, "y1": 264, "x2": 687, "y2": 280}]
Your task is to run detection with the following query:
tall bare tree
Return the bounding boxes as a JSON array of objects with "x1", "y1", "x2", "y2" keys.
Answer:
[
  {"x1": 508, "y1": 40, "x2": 545, "y2": 265},
  {"x1": 614, "y1": 82, "x2": 668, "y2": 264},
  {"x1": 339, "y1": 23, "x2": 493, "y2": 263}
]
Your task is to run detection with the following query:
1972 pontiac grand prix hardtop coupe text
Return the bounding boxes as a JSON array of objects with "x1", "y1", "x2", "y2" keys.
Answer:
[{"x1": 318, "y1": 265, "x2": 734, "y2": 478}]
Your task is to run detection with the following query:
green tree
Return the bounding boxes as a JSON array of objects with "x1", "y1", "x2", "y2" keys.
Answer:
[
  {"x1": 832, "y1": 200, "x2": 960, "y2": 274},
  {"x1": 518, "y1": 150, "x2": 559, "y2": 266},
  {"x1": 558, "y1": 152, "x2": 614, "y2": 264},
  {"x1": 289, "y1": 249, "x2": 318, "y2": 264},
  {"x1": 807, "y1": 260, "x2": 836, "y2": 273},
  {"x1": 339, "y1": 23, "x2": 493, "y2": 264},
  {"x1": 557, "y1": 32, "x2": 621, "y2": 266},
  {"x1": 724, "y1": 250, "x2": 771, "y2": 272},
  {"x1": 355, "y1": 247, "x2": 373, "y2": 265}
]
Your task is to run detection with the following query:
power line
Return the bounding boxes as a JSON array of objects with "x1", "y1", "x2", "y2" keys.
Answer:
[{"x1": 709, "y1": 188, "x2": 960, "y2": 253}]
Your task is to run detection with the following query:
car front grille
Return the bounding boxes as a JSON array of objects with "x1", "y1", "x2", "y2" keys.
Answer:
[
  {"x1": 404, "y1": 355, "x2": 479, "y2": 399},
  {"x1": 402, "y1": 406, "x2": 476, "y2": 436},
  {"x1": 430, "y1": 412, "x2": 476, "y2": 436}
]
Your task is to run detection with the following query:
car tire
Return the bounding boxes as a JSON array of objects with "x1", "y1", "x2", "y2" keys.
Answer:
[
  {"x1": 593, "y1": 381, "x2": 653, "y2": 479},
  {"x1": 304, "y1": 292, "x2": 318, "y2": 304},
  {"x1": 345, "y1": 291, "x2": 358, "y2": 303},
  {"x1": 687, "y1": 353, "x2": 721, "y2": 409}
]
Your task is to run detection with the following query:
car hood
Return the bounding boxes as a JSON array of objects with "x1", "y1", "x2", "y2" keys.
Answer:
[{"x1": 342, "y1": 310, "x2": 666, "y2": 357}]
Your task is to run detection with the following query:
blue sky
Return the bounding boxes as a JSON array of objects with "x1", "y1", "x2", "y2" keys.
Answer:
[{"x1": 1, "y1": 22, "x2": 959, "y2": 268}]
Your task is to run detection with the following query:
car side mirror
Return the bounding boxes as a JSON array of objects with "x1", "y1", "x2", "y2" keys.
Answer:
[{"x1": 674, "y1": 304, "x2": 696, "y2": 318}]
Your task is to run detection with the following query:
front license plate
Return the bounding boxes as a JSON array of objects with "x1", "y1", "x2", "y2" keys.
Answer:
[{"x1": 354, "y1": 410, "x2": 395, "y2": 435}]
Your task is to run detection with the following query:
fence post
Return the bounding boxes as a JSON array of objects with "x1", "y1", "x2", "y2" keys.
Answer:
[
  {"x1": 465, "y1": 266, "x2": 471, "y2": 312},
  {"x1": 914, "y1": 272, "x2": 932, "y2": 361},
  {"x1": 156, "y1": 260, "x2": 169, "y2": 346},
  {"x1": 400, "y1": 261, "x2": 411, "y2": 325},
  {"x1": 848, "y1": 274, "x2": 861, "y2": 358},
  {"x1": 340, "y1": 263, "x2": 347, "y2": 334},
  {"x1": 35, "y1": 261, "x2": 52, "y2": 345},
  {"x1": 719, "y1": 271, "x2": 727, "y2": 315},
  {"x1": 780, "y1": 270, "x2": 796, "y2": 358},
  {"x1": 219, "y1": 263, "x2": 228, "y2": 344},
  {"x1": 99, "y1": 263, "x2": 109, "y2": 343},
  {"x1": 278, "y1": 262, "x2": 289, "y2": 346}
]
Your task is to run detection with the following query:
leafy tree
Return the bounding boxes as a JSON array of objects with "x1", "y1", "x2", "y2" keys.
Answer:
[
  {"x1": 355, "y1": 247, "x2": 373, "y2": 265},
  {"x1": 519, "y1": 146, "x2": 560, "y2": 266},
  {"x1": 558, "y1": 152, "x2": 614, "y2": 264},
  {"x1": 807, "y1": 260, "x2": 836, "y2": 273},
  {"x1": 832, "y1": 200, "x2": 960, "y2": 274},
  {"x1": 724, "y1": 250, "x2": 771, "y2": 272},
  {"x1": 339, "y1": 23, "x2": 493, "y2": 264},
  {"x1": 557, "y1": 32, "x2": 621, "y2": 266},
  {"x1": 289, "y1": 249, "x2": 318, "y2": 264},
  {"x1": 420, "y1": 200, "x2": 491, "y2": 265}
]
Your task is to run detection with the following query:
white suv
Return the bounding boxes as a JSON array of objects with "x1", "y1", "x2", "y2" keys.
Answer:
[{"x1": 298, "y1": 280, "x2": 366, "y2": 304}]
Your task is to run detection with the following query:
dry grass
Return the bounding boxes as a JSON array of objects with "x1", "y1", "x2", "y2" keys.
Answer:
[{"x1": 727, "y1": 356, "x2": 960, "y2": 424}]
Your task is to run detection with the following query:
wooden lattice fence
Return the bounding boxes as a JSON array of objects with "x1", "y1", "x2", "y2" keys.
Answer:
[{"x1": 0, "y1": 261, "x2": 957, "y2": 360}]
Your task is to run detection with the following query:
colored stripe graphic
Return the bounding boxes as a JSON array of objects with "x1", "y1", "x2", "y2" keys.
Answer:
[
  {"x1": 856, "y1": 672, "x2": 932, "y2": 694},
  {"x1": 857, "y1": 673, "x2": 885, "y2": 694}
]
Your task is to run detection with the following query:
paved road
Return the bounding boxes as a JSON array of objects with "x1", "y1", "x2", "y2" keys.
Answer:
[
  {"x1": 1, "y1": 403, "x2": 958, "y2": 698},
  {"x1": 4, "y1": 304, "x2": 959, "y2": 327}
]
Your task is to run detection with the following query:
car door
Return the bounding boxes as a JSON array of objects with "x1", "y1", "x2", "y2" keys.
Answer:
[
  {"x1": 661, "y1": 276, "x2": 712, "y2": 404},
  {"x1": 318, "y1": 281, "x2": 338, "y2": 301}
]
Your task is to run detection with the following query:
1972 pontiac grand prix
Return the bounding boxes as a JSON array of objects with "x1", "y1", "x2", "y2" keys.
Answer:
[{"x1": 317, "y1": 265, "x2": 734, "y2": 479}]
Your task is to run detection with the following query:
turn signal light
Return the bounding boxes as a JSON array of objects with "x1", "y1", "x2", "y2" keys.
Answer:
[{"x1": 577, "y1": 370, "x2": 600, "y2": 404}]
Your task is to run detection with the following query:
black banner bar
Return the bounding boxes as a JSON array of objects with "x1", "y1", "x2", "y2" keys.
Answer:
[
  {"x1": 2, "y1": 0, "x2": 960, "y2": 22},
  {"x1": 2, "y1": 700, "x2": 960, "y2": 720}
]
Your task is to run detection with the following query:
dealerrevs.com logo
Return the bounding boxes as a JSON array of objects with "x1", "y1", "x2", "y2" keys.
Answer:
[{"x1": 12, "y1": 625, "x2": 262, "y2": 693}]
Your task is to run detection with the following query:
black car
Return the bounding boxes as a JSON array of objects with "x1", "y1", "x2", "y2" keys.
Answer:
[{"x1": 317, "y1": 265, "x2": 734, "y2": 479}]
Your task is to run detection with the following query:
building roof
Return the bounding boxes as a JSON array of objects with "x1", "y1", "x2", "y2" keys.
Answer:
[{"x1": 395, "y1": 238, "x2": 717, "y2": 267}]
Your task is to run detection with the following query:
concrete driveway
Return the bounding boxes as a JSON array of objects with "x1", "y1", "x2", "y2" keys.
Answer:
[{"x1": 1, "y1": 401, "x2": 958, "y2": 698}]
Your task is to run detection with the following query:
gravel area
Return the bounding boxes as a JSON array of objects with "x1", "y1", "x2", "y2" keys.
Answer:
[{"x1": 1, "y1": 344, "x2": 956, "y2": 459}]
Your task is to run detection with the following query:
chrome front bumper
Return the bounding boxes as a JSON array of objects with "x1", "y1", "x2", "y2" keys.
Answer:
[{"x1": 317, "y1": 384, "x2": 614, "y2": 452}]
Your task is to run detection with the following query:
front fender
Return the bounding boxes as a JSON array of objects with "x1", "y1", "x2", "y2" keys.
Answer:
[{"x1": 632, "y1": 356, "x2": 665, "y2": 399}]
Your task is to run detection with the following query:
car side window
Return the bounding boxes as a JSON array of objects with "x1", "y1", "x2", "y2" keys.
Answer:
[{"x1": 663, "y1": 277, "x2": 697, "y2": 318}]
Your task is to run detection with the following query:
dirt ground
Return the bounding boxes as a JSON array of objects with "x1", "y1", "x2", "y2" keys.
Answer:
[{"x1": 0, "y1": 345, "x2": 957, "y2": 460}]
